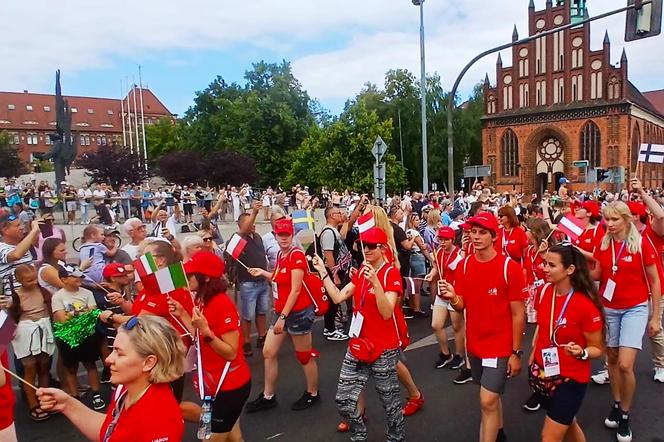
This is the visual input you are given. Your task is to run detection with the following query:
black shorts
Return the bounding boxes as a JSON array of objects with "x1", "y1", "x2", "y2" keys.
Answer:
[
  {"x1": 56, "y1": 334, "x2": 101, "y2": 368},
  {"x1": 183, "y1": 204, "x2": 194, "y2": 216},
  {"x1": 170, "y1": 375, "x2": 186, "y2": 402},
  {"x1": 540, "y1": 380, "x2": 587, "y2": 425},
  {"x1": 211, "y1": 380, "x2": 251, "y2": 434}
]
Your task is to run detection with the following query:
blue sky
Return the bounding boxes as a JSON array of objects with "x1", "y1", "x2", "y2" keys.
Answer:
[{"x1": 2, "y1": 0, "x2": 662, "y2": 116}]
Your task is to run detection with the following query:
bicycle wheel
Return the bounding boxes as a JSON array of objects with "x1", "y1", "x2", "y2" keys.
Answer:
[
  {"x1": 72, "y1": 236, "x2": 82, "y2": 252},
  {"x1": 113, "y1": 233, "x2": 122, "y2": 249}
]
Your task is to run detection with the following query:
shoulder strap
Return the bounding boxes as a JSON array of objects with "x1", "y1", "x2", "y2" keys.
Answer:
[
  {"x1": 640, "y1": 236, "x2": 652, "y2": 295},
  {"x1": 462, "y1": 255, "x2": 472, "y2": 274},
  {"x1": 503, "y1": 257, "x2": 510, "y2": 285}
]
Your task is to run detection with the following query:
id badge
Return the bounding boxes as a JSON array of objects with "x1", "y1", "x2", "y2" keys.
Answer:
[
  {"x1": 349, "y1": 312, "x2": 364, "y2": 338},
  {"x1": 271, "y1": 282, "x2": 279, "y2": 300},
  {"x1": 603, "y1": 278, "x2": 617, "y2": 302},
  {"x1": 482, "y1": 358, "x2": 498, "y2": 368},
  {"x1": 541, "y1": 347, "x2": 561, "y2": 377},
  {"x1": 533, "y1": 279, "x2": 544, "y2": 288}
]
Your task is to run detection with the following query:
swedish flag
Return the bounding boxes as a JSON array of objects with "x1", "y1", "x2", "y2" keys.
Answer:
[{"x1": 292, "y1": 210, "x2": 315, "y2": 234}]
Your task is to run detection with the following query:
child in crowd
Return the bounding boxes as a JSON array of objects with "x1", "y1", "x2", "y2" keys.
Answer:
[
  {"x1": 9, "y1": 265, "x2": 55, "y2": 421},
  {"x1": 78, "y1": 226, "x2": 116, "y2": 284},
  {"x1": 51, "y1": 266, "x2": 105, "y2": 411}
]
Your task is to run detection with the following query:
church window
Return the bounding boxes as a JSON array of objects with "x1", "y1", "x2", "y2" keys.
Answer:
[
  {"x1": 501, "y1": 129, "x2": 519, "y2": 177},
  {"x1": 580, "y1": 121, "x2": 601, "y2": 168}
]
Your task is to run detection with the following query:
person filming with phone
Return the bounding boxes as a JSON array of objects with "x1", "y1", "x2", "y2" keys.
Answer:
[{"x1": 0, "y1": 210, "x2": 43, "y2": 294}]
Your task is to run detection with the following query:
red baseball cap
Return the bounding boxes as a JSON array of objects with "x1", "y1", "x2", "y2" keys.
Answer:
[
  {"x1": 184, "y1": 251, "x2": 225, "y2": 278},
  {"x1": 579, "y1": 200, "x2": 600, "y2": 218},
  {"x1": 627, "y1": 201, "x2": 647, "y2": 217},
  {"x1": 437, "y1": 226, "x2": 455, "y2": 239},
  {"x1": 102, "y1": 263, "x2": 128, "y2": 279},
  {"x1": 274, "y1": 218, "x2": 294, "y2": 236},
  {"x1": 466, "y1": 212, "x2": 499, "y2": 234},
  {"x1": 358, "y1": 227, "x2": 388, "y2": 245},
  {"x1": 459, "y1": 222, "x2": 471, "y2": 231}
]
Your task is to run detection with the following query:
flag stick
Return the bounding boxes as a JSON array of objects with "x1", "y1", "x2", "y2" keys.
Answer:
[
  {"x1": 229, "y1": 255, "x2": 250, "y2": 270},
  {"x1": 84, "y1": 276, "x2": 111, "y2": 294},
  {"x1": 1, "y1": 366, "x2": 38, "y2": 391}
]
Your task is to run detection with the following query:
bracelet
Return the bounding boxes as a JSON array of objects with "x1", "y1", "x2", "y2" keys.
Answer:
[
  {"x1": 322, "y1": 273, "x2": 330, "y2": 281},
  {"x1": 450, "y1": 295, "x2": 460, "y2": 306}
]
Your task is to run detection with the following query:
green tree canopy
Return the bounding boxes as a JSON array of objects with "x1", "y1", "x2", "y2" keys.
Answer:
[{"x1": 0, "y1": 131, "x2": 27, "y2": 178}]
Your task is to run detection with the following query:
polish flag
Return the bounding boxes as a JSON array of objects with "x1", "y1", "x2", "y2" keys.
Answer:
[
  {"x1": 226, "y1": 234, "x2": 248, "y2": 260},
  {"x1": 557, "y1": 214, "x2": 585, "y2": 241},
  {"x1": 357, "y1": 212, "x2": 376, "y2": 234}
]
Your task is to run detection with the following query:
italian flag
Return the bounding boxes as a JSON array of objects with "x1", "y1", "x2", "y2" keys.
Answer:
[
  {"x1": 557, "y1": 214, "x2": 585, "y2": 241},
  {"x1": 152, "y1": 262, "x2": 188, "y2": 294},
  {"x1": 134, "y1": 253, "x2": 158, "y2": 279}
]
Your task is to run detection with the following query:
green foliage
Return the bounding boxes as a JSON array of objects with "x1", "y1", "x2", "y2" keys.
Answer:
[
  {"x1": 145, "y1": 117, "x2": 187, "y2": 158},
  {"x1": 0, "y1": 131, "x2": 27, "y2": 178},
  {"x1": 286, "y1": 101, "x2": 406, "y2": 194}
]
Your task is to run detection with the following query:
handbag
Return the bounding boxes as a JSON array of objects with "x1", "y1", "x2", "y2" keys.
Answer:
[
  {"x1": 528, "y1": 360, "x2": 568, "y2": 398},
  {"x1": 349, "y1": 337, "x2": 381, "y2": 364}
]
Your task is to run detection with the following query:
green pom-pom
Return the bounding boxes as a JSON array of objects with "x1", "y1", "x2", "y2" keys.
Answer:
[{"x1": 54, "y1": 309, "x2": 102, "y2": 347}]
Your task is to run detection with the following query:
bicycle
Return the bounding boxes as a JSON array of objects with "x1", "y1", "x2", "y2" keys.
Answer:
[{"x1": 72, "y1": 229, "x2": 122, "y2": 252}]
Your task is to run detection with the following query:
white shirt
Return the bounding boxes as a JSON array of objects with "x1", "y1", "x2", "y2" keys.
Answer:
[
  {"x1": 122, "y1": 243, "x2": 141, "y2": 261},
  {"x1": 78, "y1": 188, "x2": 93, "y2": 205}
]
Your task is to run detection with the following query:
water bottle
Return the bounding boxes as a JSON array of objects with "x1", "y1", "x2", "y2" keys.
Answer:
[{"x1": 197, "y1": 396, "x2": 212, "y2": 440}]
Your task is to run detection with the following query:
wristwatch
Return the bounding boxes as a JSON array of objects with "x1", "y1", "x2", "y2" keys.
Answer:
[
  {"x1": 577, "y1": 348, "x2": 589, "y2": 361},
  {"x1": 279, "y1": 313, "x2": 287, "y2": 320},
  {"x1": 512, "y1": 349, "x2": 524, "y2": 358}
]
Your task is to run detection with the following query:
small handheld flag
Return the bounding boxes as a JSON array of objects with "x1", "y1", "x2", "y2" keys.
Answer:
[
  {"x1": 292, "y1": 210, "x2": 316, "y2": 234},
  {"x1": 134, "y1": 252, "x2": 158, "y2": 279},
  {"x1": 357, "y1": 212, "x2": 375, "y2": 234},
  {"x1": 638, "y1": 143, "x2": 664, "y2": 164},
  {"x1": 557, "y1": 214, "x2": 585, "y2": 242},
  {"x1": 226, "y1": 234, "x2": 248, "y2": 260},
  {"x1": 153, "y1": 262, "x2": 188, "y2": 294}
]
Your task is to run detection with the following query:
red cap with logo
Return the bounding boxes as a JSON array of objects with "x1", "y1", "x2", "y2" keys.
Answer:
[
  {"x1": 466, "y1": 212, "x2": 499, "y2": 234},
  {"x1": 102, "y1": 263, "x2": 128, "y2": 279},
  {"x1": 274, "y1": 218, "x2": 294, "y2": 236},
  {"x1": 437, "y1": 226, "x2": 455, "y2": 239},
  {"x1": 184, "y1": 251, "x2": 225, "y2": 278},
  {"x1": 627, "y1": 201, "x2": 647, "y2": 217},
  {"x1": 579, "y1": 200, "x2": 600, "y2": 218},
  {"x1": 358, "y1": 227, "x2": 388, "y2": 245}
]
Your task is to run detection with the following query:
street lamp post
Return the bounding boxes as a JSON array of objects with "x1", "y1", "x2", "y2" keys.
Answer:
[{"x1": 413, "y1": 0, "x2": 428, "y2": 194}]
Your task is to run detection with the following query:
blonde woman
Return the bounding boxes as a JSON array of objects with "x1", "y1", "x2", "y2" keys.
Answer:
[
  {"x1": 37, "y1": 315, "x2": 186, "y2": 441},
  {"x1": 589, "y1": 201, "x2": 661, "y2": 442}
]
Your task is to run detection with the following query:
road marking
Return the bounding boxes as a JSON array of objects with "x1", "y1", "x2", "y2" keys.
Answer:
[
  {"x1": 266, "y1": 433, "x2": 285, "y2": 440},
  {"x1": 404, "y1": 327, "x2": 455, "y2": 352}
]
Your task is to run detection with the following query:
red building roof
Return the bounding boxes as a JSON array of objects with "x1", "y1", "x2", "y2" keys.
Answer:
[
  {"x1": 0, "y1": 87, "x2": 172, "y2": 134},
  {"x1": 643, "y1": 89, "x2": 664, "y2": 118}
]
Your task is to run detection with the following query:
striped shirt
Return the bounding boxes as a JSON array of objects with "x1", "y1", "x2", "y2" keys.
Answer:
[{"x1": 0, "y1": 242, "x2": 34, "y2": 294}]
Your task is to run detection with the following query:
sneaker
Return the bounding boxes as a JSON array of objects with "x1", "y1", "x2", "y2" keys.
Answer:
[
  {"x1": 101, "y1": 367, "x2": 111, "y2": 384},
  {"x1": 453, "y1": 368, "x2": 473, "y2": 384},
  {"x1": 323, "y1": 328, "x2": 335, "y2": 337},
  {"x1": 402, "y1": 307, "x2": 414, "y2": 320},
  {"x1": 291, "y1": 391, "x2": 320, "y2": 411},
  {"x1": 413, "y1": 310, "x2": 430, "y2": 318},
  {"x1": 326, "y1": 329, "x2": 349, "y2": 341},
  {"x1": 435, "y1": 352, "x2": 453, "y2": 369},
  {"x1": 337, "y1": 414, "x2": 367, "y2": 432},
  {"x1": 243, "y1": 342, "x2": 253, "y2": 357},
  {"x1": 592, "y1": 369, "x2": 610, "y2": 385},
  {"x1": 654, "y1": 367, "x2": 664, "y2": 383},
  {"x1": 449, "y1": 354, "x2": 464, "y2": 370},
  {"x1": 616, "y1": 415, "x2": 632, "y2": 442},
  {"x1": 402, "y1": 391, "x2": 424, "y2": 416},
  {"x1": 522, "y1": 393, "x2": 541, "y2": 412},
  {"x1": 91, "y1": 393, "x2": 106, "y2": 411},
  {"x1": 246, "y1": 393, "x2": 277, "y2": 413},
  {"x1": 604, "y1": 403, "x2": 622, "y2": 429},
  {"x1": 256, "y1": 335, "x2": 266, "y2": 349}
]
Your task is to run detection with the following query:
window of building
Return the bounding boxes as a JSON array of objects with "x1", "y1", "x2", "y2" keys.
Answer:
[
  {"x1": 519, "y1": 84, "x2": 530, "y2": 108},
  {"x1": 101, "y1": 136, "x2": 107, "y2": 145},
  {"x1": 44, "y1": 106, "x2": 51, "y2": 112},
  {"x1": 536, "y1": 35, "x2": 546, "y2": 75},
  {"x1": 26, "y1": 105, "x2": 33, "y2": 111},
  {"x1": 71, "y1": 107, "x2": 78, "y2": 113},
  {"x1": 107, "y1": 110, "x2": 114, "y2": 115},
  {"x1": 580, "y1": 121, "x2": 601, "y2": 168},
  {"x1": 487, "y1": 96, "x2": 497, "y2": 114},
  {"x1": 96, "y1": 137, "x2": 102, "y2": 146},
  {"x1": 608, "y1": 77, "x2": 621, "y2": 99},
  {"x1": 7, "y1": 104, "x2": 15, "y2": 110},
  {"x1": 87, "y1": 109, "x2": 94, "y2": 114},
  {"x1": 571, "y1": 75, "x2": 583, "y2": 101},
  {"x1": 26, "y1": 133, "x2": 38, "y2": 145},
  {"x1": 501, "y1": 129, "x2": 519, "y2": 177},
  {"x1": 553, "y1": 31, "x2": 564, "y2": 71},
  {"x1": 590, "y1": 72, "x2": 603, "y2": 99}
]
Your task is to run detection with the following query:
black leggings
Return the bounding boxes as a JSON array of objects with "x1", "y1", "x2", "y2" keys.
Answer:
[{"x1": 211, "y1": 380, "x2": 252, "y2": 434}]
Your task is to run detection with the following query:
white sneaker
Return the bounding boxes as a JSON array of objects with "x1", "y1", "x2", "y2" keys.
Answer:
[
  {"x1": 654, "y1": 367, "x2": 664, "y2": 383},
  {"x1": 326, "y1": 329, "x2": 349, "y2": 341},
  {"x1": 591, "y1": 369, "x2": 610, "y2": 385}
]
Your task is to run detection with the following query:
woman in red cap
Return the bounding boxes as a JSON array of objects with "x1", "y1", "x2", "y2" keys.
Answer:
[
  {"x1": 425, "y1": 226, "x2": 471, "y2": 382},
  {"x1": 573, "y1": 200, "x2": 605, "y2": 261},
  {"x1": 312, "y1": 226, "x2": 406, "y2": 441},
  {"x1": 245, "y1": 217, "x2": 320, "y2": 413},
  {"x1": 496, "y1": 205, "x2": 528, "y2": 266},
  {"x1": 174, "y1": 251, "x2": 251, "y2": 441}
]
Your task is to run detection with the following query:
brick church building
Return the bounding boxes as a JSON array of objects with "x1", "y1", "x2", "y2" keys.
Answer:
[{"x1": 482, "y1": 0, "x2": 664, "y2": 196}]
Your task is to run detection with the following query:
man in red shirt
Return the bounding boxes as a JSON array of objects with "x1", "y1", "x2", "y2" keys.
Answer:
[{"x1": 439, "y1": 212, "x2": 526, "y2": 442}]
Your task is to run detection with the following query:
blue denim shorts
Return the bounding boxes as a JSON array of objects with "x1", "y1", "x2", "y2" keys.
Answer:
[
  {"x1": 239, "y1": 280, "x2": 270, "y2": 321},
  {"x1": 409, "y1": 253, "x2": 426, "y2": 277},
  {"x1": 604, "y1": 303, "x2": 649, "y2": 350},
  {"x1": 271, "y1": 306, "x2": 315, "y2": 335}
]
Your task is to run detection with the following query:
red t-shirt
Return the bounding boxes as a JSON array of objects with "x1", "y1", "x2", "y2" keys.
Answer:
[
  {"x1": 455, "y1": 254, "x2": 527, "y2": 358},
  {"x1": 99, "y1": 383, "x2": 184, "y2": 442},
  {"x1": 593, "y1": 238, "x2": 657, "y2": 309},
  {"x1": 272, "y1": 248, "x2": 312, "y2": 314},
  {"x1": 197, "y1": 293, "x2": 251, "y2": 393},
  {"x1": 524, "y1": 245, "x2": 546, "y2": 285},
  {"x1": 495, "y1": 226, "x2": 529, "y2": 264},
  {"x1": 642, "y1": 224, "x2": 664, "y2": 294},
  {"x1": 534, "y1": 284, "x2": 603, "y2": 383},
  {"x1": 132, "y1": 287, "x2": 194, "y2": 347},
  {"x1": 574, "y1": 224, "x2": 604, "y2": 254},
  {"x1": 351, "y1": 263, "x2": 404, "y2": 353},
  {"x1": 435, "y1": 246, "x2": 463, "y2": 287},
  {"x1": 0, "y1": 352, "x2": 15, "y2": 430}
]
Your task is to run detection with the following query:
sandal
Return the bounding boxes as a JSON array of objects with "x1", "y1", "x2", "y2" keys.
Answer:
[{"x1": 30, "y1": 407, "x2": 50, "y2": 422}]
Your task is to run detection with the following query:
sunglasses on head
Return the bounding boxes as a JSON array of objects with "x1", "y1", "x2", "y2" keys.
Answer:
[
  {"x1": 3, "y1": 215, "x2": 17, "y2": 222},
  {"x1": 123, "y1": 316, "x2": 145, "y2": 332},
  {"x1": 363, "y1": 243, "x2": 382, "y2": 250}
]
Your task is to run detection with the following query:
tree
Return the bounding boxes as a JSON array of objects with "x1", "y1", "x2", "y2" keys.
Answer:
[
  {"x1": 77, "y1": 144, "x2": 150, "y2": 188},
  {"x1": 0, "y1": 131, "x2": 27, "y2": 178},
  {"x1": 157, "y1": 149, "x2": 258, "y2": 187},
  {"x1": 286, "y1": 101, "x2": 406, "y2": 194},
  {"x1": 145, "y1": 117, "x2": 187, "y2": 159},
  {"x1": 157, "y1": 150, "x2": 204, "y2": 185}
]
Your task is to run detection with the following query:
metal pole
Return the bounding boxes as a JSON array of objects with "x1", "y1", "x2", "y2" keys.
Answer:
[
  {"x1": 126, "y1": 77, "x2": 134, "y2": 154},
  {"x1": 120, "y1": 81, "x2": 127, "y2": 147},
  {"x1": 138, "y1": 66, "x2": 148, "y2": 172},
  {"x1": 445, "y1": 0, "x2": 648, "y2": 197},
  {"x1": 417, "y1": 0, "x2": 429, "y2": 194},
  {"x1": 132, "y1": 76, "x2": 140, "y2": 156},
  {"x1": 398, "y1": 108, "x2": 404, "y2": 164}
]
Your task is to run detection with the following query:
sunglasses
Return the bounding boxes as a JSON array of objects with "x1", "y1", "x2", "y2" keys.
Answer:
[
  {"x1": 202, "y1": 237, "x2": 214, "y2": 242},
  {"x1": 123, "y1": 316, "x2": 145, "y2": 332},
  {"x1": 2, "y1": 215, "x2": 17, "y2": 222},
  {"x1": 363, "y1": 243, "x2": 382, "y2": 250}
]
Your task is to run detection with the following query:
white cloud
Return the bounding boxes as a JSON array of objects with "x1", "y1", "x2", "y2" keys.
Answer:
[{"x1": 1, "y1": 0, "x2": 662, "y2": 107}]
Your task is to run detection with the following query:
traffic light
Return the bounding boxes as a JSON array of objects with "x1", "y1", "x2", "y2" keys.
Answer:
[
  {"x1": 625, "y1": 0, "x2": 662, "y2": 41},
  {"x1": 597, "y1": 168, "x2": 611, "y2": 182}
]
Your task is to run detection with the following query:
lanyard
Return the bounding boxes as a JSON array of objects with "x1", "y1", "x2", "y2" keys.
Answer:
[
  {"x1": 502, "y1": 228, "x2": 511, "y2": 253},
  {"x1": 196, "y1": 329, "x2": 231, "y2": 401},
  {"x1": 610, "y1": 240, "x2": 627, "y2": 274},
  {"x1": 548, "y1": 287, "x2": 574, "y2": 342},
  {"x1": 438, "y1": 247, "x2": 457, "y2": 278}
]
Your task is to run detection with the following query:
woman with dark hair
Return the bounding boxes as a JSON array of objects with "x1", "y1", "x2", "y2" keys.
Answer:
[
  {"x1": 172, "y1": 251, "x2": 251, "y2": 441},
  {"x1": 524, "y1": 219, "x2": 557, "y2": 321},
  {"x1": 38, "y1": 237, "x2": 67, "y2": 295},
  {"x1": 496, "y1": 205, "x2": 528, "y2": 265},
  {"x1": 528, "y1": 244, "x2": 604, "y2": 442},
  {"x1": 573, "y1": 201, "x2": 605, "y2": 261}
]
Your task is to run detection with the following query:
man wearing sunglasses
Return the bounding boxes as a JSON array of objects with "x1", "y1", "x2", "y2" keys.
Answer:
[{"x1": 0, "y1": 211, "x2": 42, "y2": 294}]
